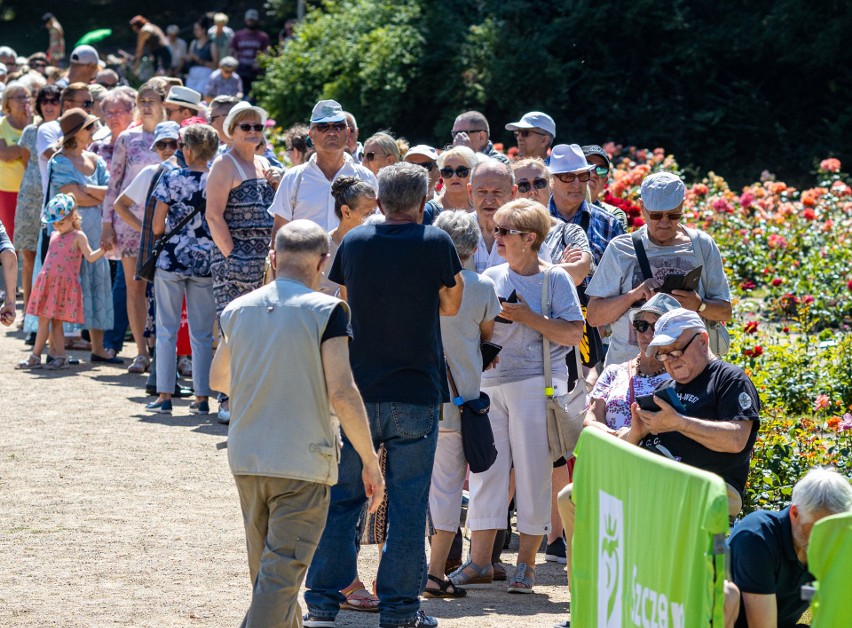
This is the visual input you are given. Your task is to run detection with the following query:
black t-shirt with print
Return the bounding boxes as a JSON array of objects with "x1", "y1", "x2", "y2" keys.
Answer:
[{"x1": 639, "y1": 359, "x2": 760, "y2": 496}]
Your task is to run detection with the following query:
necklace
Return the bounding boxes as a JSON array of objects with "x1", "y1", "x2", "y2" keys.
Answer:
[{"x1": 635, "y1": 356, "x2": 666, "y2": 377}]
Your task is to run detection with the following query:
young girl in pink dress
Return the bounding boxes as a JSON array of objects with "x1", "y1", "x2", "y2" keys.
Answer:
[{"x1": 17, "y1": 194, "x2": 105, "y2": 370}]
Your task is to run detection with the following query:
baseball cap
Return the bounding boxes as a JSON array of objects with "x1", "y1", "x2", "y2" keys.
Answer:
[
  {"x1": 245, "y1": 9, "x2": 260, "y2": 21},
  {"x1": 640, "y1": 171, "x2": 686, "y2": 212},
  {"x1": 70, "y1": 45, "x2": 99, "y2": 66},
  {"x1": 629, "y1": 293, "x2": 681, "y2": 322},
  {"x1": 166, "y1": 25, "x2": 180, "y2": 35},
  {"x1": 405, "y1": 145, "x2": 438, "y2": 161},
  {"x1": 219, "y1": 56, "x2": 239, "y2": 69},
  {"x1": 548, "y1": 144, "x2": 594, "y2": 175},
  {"x1": 310, "y1": 99, "x2": 345, "y2": 125},
  {"x1": 150, "y1": 121, "x2": 180, "y2": 149},
  {"x1": 645, "y1": 308, "x2": 707, "y2": 357},
  {"x1": 582, "y1": 144, "x2": 612, "y2": 169},
  {"x1": 505, "y1": 111, "x2": 556, "y2": 137}
]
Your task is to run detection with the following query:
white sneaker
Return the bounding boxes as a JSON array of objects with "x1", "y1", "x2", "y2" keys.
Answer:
[{"x1": 217, "y1": 406, "x2": 230, "y2": 424}]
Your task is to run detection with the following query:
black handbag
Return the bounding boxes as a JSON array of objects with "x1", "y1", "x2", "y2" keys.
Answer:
[
  {"x1": 137, "y1": 201, "x2": 205, "y2": 283},
  {"x1": 447, "y1": 363, "x2": 498, "y2": 474}
]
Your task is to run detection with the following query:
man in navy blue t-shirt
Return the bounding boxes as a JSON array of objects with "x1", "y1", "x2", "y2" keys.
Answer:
[
  {"x1": 727, "y1": 468, "x2": 852, "y2": 627},
  {"x1": 305, "y1": 162, "x2": 463, "y2": 628}
]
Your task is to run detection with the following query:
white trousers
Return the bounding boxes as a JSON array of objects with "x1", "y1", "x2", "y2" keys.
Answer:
[{"x1": 429, "y1": 431, "x2": 467, "y2": 532}]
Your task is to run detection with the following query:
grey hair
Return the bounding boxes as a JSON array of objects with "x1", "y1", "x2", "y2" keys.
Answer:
[
  {"x1": 434, "y1": 210, "x2": 481, "y2": 261},
  {"x1": 100, "y1": 88, "x2": 136, "y2": 112},
  {"x1": 791, "y1": 468, "x2": 852, "y2": 522},
  {"x1": 470, "y1": 158, "x2": 515, "y2": 187},
  {"x1": 377, "y1": 162, "x2": 428, "y2": 215},
  {"x1": 454, "y1": 110, "x2": 490, "y2": 136},
  {"x1": 274, "y1": 219, "x2": 329, "y2": 257}
]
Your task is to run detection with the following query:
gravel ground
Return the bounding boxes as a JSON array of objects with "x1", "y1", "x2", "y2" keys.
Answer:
[{"x1": 0, "y1": 320, "x2": 571, "y2": 627}]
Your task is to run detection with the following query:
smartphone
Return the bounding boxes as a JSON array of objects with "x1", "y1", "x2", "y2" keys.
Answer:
[
  {"x1": 636, "y1": 385, "x2": 685, "y2": 413},
  {"x1": 480, "y1": 341, "x2": 502, "y2": 371},
  {"x1": 495, "y1": 290, "x2": 518, "y2": 324}
]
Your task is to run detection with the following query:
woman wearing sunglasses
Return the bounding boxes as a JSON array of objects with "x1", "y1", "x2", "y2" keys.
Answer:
[
  {"x1": 436, "y1": 145, "x2": 476, "y2": 211},
  {"x1": 15, "y1": 84, "x2": 61, "y2": 320},
  {"x1": 361, "y1": 131, "x2": 405, "y2": 177}
]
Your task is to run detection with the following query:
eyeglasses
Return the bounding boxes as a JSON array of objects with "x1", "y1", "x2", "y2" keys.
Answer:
[
  {"x1": 313, "y1": 122, "x2": 347, "y2": 133},
  {"x1": 103, "y1": 108, "x2": 132, "y2": 118},
  {"x1": 69, "y1": 100, "x2": 94, "y2": 109},
  {"x1": 647, "y1": 211, "x2": 683, "y2": 221},
  {"x1": 364, "y1": 151, "x2": 386, "y2": 162},
  {"x1": 592, "y1": 165, "x2": 609, "y2": 177},
  {"x1": 632, "y1": 320, "x2": 655, "y2": 334},
  {"x1": 155, "y1": 140, "x2": 178, "y2": 150},
  {"x1": 513, "y1": 129, "x2": 547, "y2": 138},
  {"x1": 209, "y1": 114, "x2": 224, "y2": 123},
  {"x1": 40, "y1": 98, "x2": 60, "y2": 106},
  {"x1": 413, "y1": 161, "x2": 435, "y2": 172},
  {"x1": 10, "y1": 95, "x2": 32, "y2": 102},
  {"x1": 440, "y1": 166, "x2": 470, "y2": 179},
  {"x1": 517, "y1": 178, "x2": 548, "y2": 193},
  {"x1": 655, "y1": 333, "x2": 701, "y2": 361},
  {"x1": 178, "y1": 141, "x2": 186, "y2": 149},
  {"x1": 451, "y1": 129, "x2": 486, "y2": 138},
  {"x1": 98, "y1": 82, "x2": 117, "y2": 89},
  {"x1": 554, "y1": 172, "x2": 591, "y2": 183},
  {"x1": 237, "y1": 123, "x2": 264, "y2": 132},
  {"x1": 139, "y1": 98, "x2": 161, "y2": 107},
  {"x1": 494, "y1": 226, "x2": 527, "y2": 236}
]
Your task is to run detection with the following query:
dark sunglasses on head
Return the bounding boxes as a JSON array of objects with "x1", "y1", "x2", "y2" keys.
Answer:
[
  {"x1": 517, "y1": 178, "x2": 548, "y2": 193},
  {"x1": 494, "y1": 226, "x2": 527, "y2": 236},
  {"x1": 238, "y1": 123, "x2": 264, "y2": 133},
  {"x1": 513, "y1": 129, "x2": 546, "y2": 138},
  {"x1": 632, "y1": 320, "x2": 655, "y2": 334},
  {"x1": 364, "y1": 151, "x2": 386, "y2": 162},
  {"x1": 155, "y1": 140, "x2": 178, "y2": 150},
  {"x1": 554, "y1": 171, "x2": 591, "y2": 183},
  {"x1": 647, "y1": 211, "x2": 683, "y2": 221},
  {"x1": 313, "y1": 121, "x2": 347, "y2": 133},
  {"x1": 440, "y1": 166, "x2": 470, "y2": 179}
]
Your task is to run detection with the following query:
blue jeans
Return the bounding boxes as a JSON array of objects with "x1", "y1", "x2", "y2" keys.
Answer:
[
  {"x1": 104, "y1": 261, "x2": 129, "y2": 353},
  {"x1": 305, "y1": 402, "x2": 439, "y2": 626}
]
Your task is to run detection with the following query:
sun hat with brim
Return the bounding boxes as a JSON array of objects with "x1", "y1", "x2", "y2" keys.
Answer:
[
  {"x1": 310, "y1": 99, "x2": 345, "y2": 125},
  {"x1": 628, "y1": 292, "x2": 681, "y2": 323},
  {"x1": 645, "y1": 308, "x2": 707, "y2": 357},
  {"x1": 150, "y1": 121, "x2": 180, "y2": 150},
  {"x1": 505, "y1": 111, "x2": 556, "y2": 137},
  {"x1": 405, "y1": 145, "x2": 438, "y2": 161},
  {"x1": 44, "y1": 193, "x2": 76, "y2": 224},
  {"x1": 59, "y1": 108, "x2": 99, "y2": 142},
  {"x1": 640, "y1": 171, "x2": 686, "y2": 212},
  {"x1": 164, "y1": 85, "x2": 203, "y2": 111},
  {"x1": 224, "y1": 101, "x2": 268, "y2": 138},
  {"x1": 548, "y1": 143, "x2": 594, "y2": 175}
]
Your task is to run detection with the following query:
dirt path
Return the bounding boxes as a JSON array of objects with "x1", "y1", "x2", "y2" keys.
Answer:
[{"x1": 0, "y1": 321, "x2": 570, "y2": 627}]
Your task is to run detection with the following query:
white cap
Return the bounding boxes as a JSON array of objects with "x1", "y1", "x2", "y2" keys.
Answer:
[
  {"x1": 405, "y1": 145, "x2": 438, "y2": 161},
  {"x1": 640, "y1": 171, "x2": 686, "y2": 212},
  {"x1": 310, "y1": 99, "x2": 345, "y2": 124},
  {"x1": 505, "y1": 111, "x2": 555, "y2": 137},
  {"x1": 645, "y1": 308, "x2": 707, "y2": 357},
  {"x1": 628, "y1": 292, "x2": 681, "y2": 322},
  {"x1": 70, "y1": 45, "x2": 99, "y2": 66},
  {"x1": 548, "y1": 144, "x2": 594, "y2": 175}
]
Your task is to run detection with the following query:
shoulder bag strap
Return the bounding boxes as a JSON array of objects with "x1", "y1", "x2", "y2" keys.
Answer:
[
  {"x1": 290, "y1": 167, "x2": 305, "y2": 214},
  {"x1": 684, "y1": 226, "x2": 709, "y2": 297},
  {"x1": 632, "y1": 229, "x2": 653, "y2": 281},
  {"x1": 579, "y1": 207, "x2": 591, "y2": 234},
  {"x1": 157, "y1": 201, "x2": 206, "y2": 247},
  {"x1": 43, "y1": 160, "x2": 54, "y2": 209},
  {"x1": 445, "y1": 360, "x2": 464, "y2": 407}
]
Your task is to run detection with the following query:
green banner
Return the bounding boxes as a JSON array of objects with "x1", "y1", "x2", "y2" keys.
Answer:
[
  {"x1": 572, "y1": 429, "x2": 729, "y2": 627},
  {"x1": 807, "y1": 511, "x2": 852, "y2": 627}
]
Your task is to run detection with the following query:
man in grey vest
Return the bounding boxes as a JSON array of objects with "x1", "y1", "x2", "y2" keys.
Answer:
[{"x1": 211, "y1": 220, "x2": 384, "y2": 628}]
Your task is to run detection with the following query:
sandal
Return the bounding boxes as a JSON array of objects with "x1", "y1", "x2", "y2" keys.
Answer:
[
  {"x1": 423, "y1": 574, "x2": 467, "y2": 598},
  {"x1": 448, "y1": 559, "x2": 493, "y2": 589},
  {"x1": 45, "y1": 356, "x2": 68, "y2": 370},
  {"x1": 16, "y1": 353, "x2": 42, "y2": 369},
  {"x1": 128, "y1": 354, "x2": 151, "y2": 374},
  {"x1": 65, "y1": 338, "x2": 91, "y2": 351},
  {"x1": 507, "y1": 562, "x2": 535, "y2": 594},
  {"x1": 339, "y1": 579, "x2": 379, "y2": 612}
]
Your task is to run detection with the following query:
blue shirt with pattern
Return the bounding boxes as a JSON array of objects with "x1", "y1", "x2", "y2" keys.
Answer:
[{"x1": 153, "y1": 169, "x2": 213, "y2": 277}]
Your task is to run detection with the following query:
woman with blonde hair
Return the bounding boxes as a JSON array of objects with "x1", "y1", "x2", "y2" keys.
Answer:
[
  {"x1": 437, "y1": 145, "x2": 477, "y2": 211},
  {"x1": 449, "y1": 198, "x2": 584, "y2": 595},
  {"x1": 362, "y1": 131, "x2": 406, "y2": 177},
  {"x1": 0, "y1": 82, "x2": 34, "y2": 242}
]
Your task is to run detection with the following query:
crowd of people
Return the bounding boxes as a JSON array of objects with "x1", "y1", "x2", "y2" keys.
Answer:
[{"x1": 0, "y1": 14, "x2": 848, "y2": 628}]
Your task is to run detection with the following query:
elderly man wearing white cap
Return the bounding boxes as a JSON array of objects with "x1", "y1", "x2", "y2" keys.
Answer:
[
  {"x1": 404, "y1": 144, "x2": 442, "y2": 224},
  {"x1": 269, "y1": 99, "x2": 376, "y2": 233},
  {"x1": 505, "y1": 111, "x2": 555, "y2": 162},
  {"x1": 586, "y1": 170, "x2": 731, "y2": 368}
]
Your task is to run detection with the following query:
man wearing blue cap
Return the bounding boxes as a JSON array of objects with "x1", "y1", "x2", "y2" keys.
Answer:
[
  {"x1": 505, "y1": 111, "x2": 555, "y2": 162},
  {"x1": 268, "y1": 99, "x2": 376, "y2": 233},
  {"x1": 585, "y1": 171, "x2": 731, "y2": 367}
]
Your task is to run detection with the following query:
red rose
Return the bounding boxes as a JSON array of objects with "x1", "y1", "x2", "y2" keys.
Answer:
[
  {"x1": 771, "y1": 278, "x2": 784, "y2": 287},
  {"x1": 744, "y1": 321, "x2": 759, "y2": 334}
]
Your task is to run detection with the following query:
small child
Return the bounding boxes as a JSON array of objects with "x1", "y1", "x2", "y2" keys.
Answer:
[{"x1": 17, "y1": 194, "x2": 104, "y2": 370}]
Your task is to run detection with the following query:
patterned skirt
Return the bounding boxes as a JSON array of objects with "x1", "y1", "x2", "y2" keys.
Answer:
[{"x1": 210, "y1": 230, "x2": 270, "y2": 316}]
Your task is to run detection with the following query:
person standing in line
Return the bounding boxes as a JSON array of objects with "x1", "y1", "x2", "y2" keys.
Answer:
[{"x1": 230, "y1": 9, "x2": 269, "y2": 99}]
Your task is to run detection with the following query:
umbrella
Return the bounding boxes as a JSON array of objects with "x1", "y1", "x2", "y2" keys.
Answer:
[{"x1": 75, "y1": 29, "x2": 112, "y2": 48}]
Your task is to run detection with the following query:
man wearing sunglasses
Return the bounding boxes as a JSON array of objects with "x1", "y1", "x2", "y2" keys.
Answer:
[
  {"x1": 451, "y1": 110, "x2": 510, "y2": 164},
  {"x1": 269, "y1": 99, "x2": 376, "y2": 233},
  {"x1": 586, "y1": 171, "x2": 731, "y2": 368},
  {"x1": 505, "y1": 111, "x2": 555, "y2": 162},
  {"x1": 630, "y1": 308, "x2": 759, "y2": 519},
  {"x1": 582, "y1": 144, "x2": 628, "y2": 230},
  {"x1": 404, "y1": 144, "x2": 441, "y2": 225}
]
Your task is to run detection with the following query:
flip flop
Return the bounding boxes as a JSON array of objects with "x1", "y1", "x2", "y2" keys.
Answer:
[
  {"x1": 339, "y1": 580, "x2": 379, "y2": 612},
  {"x1": 423, "y1": 574, "x2": 467, "y2": 598}
]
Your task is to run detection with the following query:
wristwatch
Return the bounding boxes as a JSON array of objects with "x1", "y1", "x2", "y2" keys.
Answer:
[{"x1": 698, "y1": 299, "x2": 707, "y2": 313}]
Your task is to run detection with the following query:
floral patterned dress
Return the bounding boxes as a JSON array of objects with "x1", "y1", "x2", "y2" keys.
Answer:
[
  {"x1": 13, "y1": 124, "x2": 43, "y2": 251},
  {"x1": 26, "y1": 230, "x2": 84, "y2": 323},
  {"x1": 589, "y1": 359, "x2": 672, "y2": 429},
  {"x1": 103, "y1": 126, "x2": 159, "y2": 260}
]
